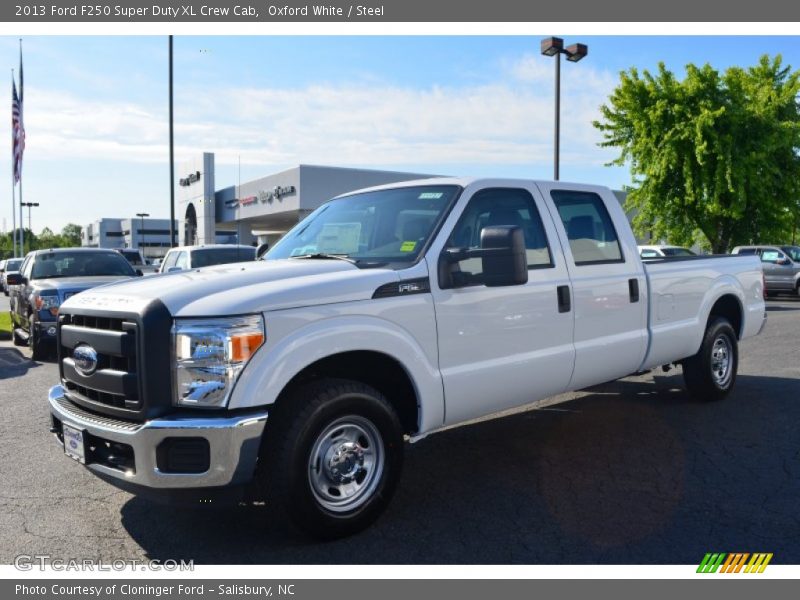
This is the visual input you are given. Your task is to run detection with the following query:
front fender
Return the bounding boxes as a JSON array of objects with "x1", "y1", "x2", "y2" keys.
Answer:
[{"x1": 228, "y1": 314, "x2": 444, "y2": 434}]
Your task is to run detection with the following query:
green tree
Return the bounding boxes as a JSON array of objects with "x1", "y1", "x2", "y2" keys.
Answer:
[
  {"x1": 37, "y1": 226, "x2": 58, "y2": 249},
  {"x1": 594, "y1": 55, "x2": 800, "y2": 253},
  {"x1": 60, "y1": 223, "x2": 82, "y2": 247}
]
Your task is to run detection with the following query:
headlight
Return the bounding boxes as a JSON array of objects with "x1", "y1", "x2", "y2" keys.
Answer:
[
  {"x1": 172, "y1": 315, "x2": 265, "y2": 408},
  {"x1": 34, "y1": 292, "x2": 60, "y2": 316}
]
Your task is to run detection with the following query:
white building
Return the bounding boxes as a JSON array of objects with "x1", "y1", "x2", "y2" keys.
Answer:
[{"x1": 81, "y1": 217, "x2": 178, "y2": 261}]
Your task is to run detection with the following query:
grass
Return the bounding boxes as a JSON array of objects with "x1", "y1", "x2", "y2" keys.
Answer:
[{"x1": 0, "y1": 311, "x2": 11, "y2": 338}]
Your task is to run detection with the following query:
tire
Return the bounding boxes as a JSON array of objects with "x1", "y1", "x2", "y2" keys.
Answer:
[
  {"x1": 682, "y1": 317, "x2": 738, "y2": 402},
  {"x1": 255, "y1": 378, "x2": 404, "y2": 540},
  {"x1": 28, "y1": 313, "x2": 45, "y2": 361}
]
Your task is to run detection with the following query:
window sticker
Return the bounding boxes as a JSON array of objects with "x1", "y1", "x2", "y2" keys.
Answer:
[
  {"x1": 418, "y1": 192, "x2": 443, "y2": 199},
  {"x1": 400, "y1": 241, "x2": 417, "y2": 252},
  {"x1": 317, "y1": 222, "x2": 362, "y2": 254}
]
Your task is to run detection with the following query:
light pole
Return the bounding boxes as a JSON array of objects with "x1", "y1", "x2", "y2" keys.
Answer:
[
  {"x1": 540, "y1": 37, "x2": 588, "y2": 181},
  {"x1": 168, "y1": 35, "x2": 176, "y2": 248},
  {"x1": 136, "y1": 212, "x2": 150, "y2": 261},
  {"x1": 21, "y1": 202, "x2": 38, "y2": 251}
]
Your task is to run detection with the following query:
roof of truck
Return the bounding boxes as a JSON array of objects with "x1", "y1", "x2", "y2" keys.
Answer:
[{"x1": 333, "y1": 177, "x2": 608, "y2": 198}]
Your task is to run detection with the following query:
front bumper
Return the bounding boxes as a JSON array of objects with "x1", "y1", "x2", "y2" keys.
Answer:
[{"x1": 48, "y1": 384, "x2": 267, "y2": 493}]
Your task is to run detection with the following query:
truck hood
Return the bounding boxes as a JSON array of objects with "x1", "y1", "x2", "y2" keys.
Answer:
[
  {"x1": 32, "y1": 275, "x2": 136, "y2": 296},
  {"x1": 60, "y1": 259, "x2": 402, "y2": 317}
]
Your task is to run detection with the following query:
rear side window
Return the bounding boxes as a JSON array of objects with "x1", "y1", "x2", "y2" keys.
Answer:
[
  {"x1": 191, "y1": 247, "x2": 256, "y2": 268},
  {"x1": 551, "y1": 190, "x2": 624, "y2": 265},
  {"x1": 735, "y1": 248, "x2": 757, "y2": 256}
]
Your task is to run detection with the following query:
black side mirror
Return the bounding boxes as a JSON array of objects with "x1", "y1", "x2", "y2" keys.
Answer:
[
  {"x1": 256, "y1": 243, "x2": 270, "y2": 259},
  {"x1": 5, "y1": 272, "x2": 22, "y2": 286},
  {"x1": 135, "y1": 269, "x2": 144, "y2": 277},
  {"x1": 439, "y1": 225, "x2": 528, "y2": 289}
]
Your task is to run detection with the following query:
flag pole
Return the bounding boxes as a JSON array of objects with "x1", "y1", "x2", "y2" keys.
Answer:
[
  {"x1": 11, "y1": 68, "x2": 17, "y2": 257},
  {"x1": 17, "y1": 39, "x2": 24, "y2": 255}
]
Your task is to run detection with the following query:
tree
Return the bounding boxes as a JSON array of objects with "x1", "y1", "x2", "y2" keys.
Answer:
[
  {"x1": 594, "y1": 55, "x2": 800, "y2": 253},
  {"x1": 60, "y1": 223, "x2": 82, "y2": 247}
]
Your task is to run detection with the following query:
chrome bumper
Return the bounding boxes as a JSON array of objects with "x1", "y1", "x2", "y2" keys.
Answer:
[{"x1": 48, "y1": 384, "x2": 267, "y2": 490}]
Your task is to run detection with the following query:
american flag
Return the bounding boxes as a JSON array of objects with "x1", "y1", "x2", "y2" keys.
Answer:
[{"x1": 12, "y1": 46, "x2": 24, "y2": 184}]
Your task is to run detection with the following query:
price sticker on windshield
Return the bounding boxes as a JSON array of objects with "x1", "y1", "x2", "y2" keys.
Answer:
[{"x1": 418, "y1": 192, "x2": 443, "y2": 199}]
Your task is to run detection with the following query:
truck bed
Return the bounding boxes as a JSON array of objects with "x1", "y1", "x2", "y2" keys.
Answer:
[{"x1": 640, "y1": 254, "x2": 764, "y2": 371}]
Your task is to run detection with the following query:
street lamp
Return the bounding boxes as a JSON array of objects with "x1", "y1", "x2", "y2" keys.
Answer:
[
  {"x1": 21, "y1": 202, "x2": 39, "y2": 252},
  {"x1": 136, "y1": 212, "x2": 150, "y2": 262},
  {"x1": 540, "y1": 37, "x2": 589, "y2": 181}
]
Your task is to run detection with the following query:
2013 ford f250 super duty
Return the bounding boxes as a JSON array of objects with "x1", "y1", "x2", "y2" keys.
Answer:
[{"x1": 47, "y1": 178, "x2": 766, "y2": 538}]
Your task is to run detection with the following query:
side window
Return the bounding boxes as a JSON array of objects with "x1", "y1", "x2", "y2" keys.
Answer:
[
  {"x1": 175, "y1": 252, "x2": 189, "y2": 270},
  {"x1": 761, "y1": 250, "x2": 782, "y2": 263},
  {"x1": 551, "y1": 191, "x2": 624, "y2": 265},
  {"x1": 640, "y1": 249, "x2": 659, "y2": 258},
  {"x1": 736, "y1": 248, "x2": 757, "y2": 256},
  {"x1": 21, "y1": 257, "x2": 33, "y2": 279},
  {"x1": 447, "y1": 188, "x2": 553, "y2": 283},
  {"x1": 162, "y1": 251, "x2": 178, "y2": 270}
]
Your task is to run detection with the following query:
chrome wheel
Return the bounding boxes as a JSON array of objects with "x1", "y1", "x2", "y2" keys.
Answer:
[
  {"x1": 710, "y1": 334, "x2": 733, "y2": 388},
  {"x1": 307, "y1": 415, "x2": 385, "y2": 513}
]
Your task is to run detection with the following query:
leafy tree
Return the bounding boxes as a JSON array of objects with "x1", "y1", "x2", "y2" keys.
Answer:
[
  {"x1": 595, "y1": 55, "x2": 800, "y2": 253},
  {"x1": 60, "y1": 223, "x2": 82, "y2": 247}
]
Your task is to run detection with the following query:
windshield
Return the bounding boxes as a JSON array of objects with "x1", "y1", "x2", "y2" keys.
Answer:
[
  {"x1": 781, "y1": 246, "x2": 800, "y2": 262},
  {"x1": 192, "y1": 247, "x2": 256, "y2": 268},
  {"x1": 267, "y1": 185, "x2": 460, "y2": 265},
  {"x1": 5, "y1": 259, "x2": 22, "y2": 271},
  {"x1": 661, "y1": 247, "x2": 696, "y2": 257},
  {"x1": 31, "y1": 252, "x2": 135, "y2": 279}
]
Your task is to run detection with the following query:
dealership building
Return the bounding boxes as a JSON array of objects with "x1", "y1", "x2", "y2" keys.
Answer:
[
  {"x1": 178, "y1": 153, "x2": 436, "y2": 249},
  {"x1": 81, "y1": 217, "x2": 179, "y2": 261}
]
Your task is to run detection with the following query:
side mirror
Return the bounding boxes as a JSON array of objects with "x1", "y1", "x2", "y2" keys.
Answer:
[
  {"x1": 135, "y1": 269, "x2": 144, "y2": 277},
  {"x1": 5, "y1": 272, "x2": 22, "y2": 286},
  {"x1": 777, "y1": 257, "x2": 791, "y2": 265},
  {"x1": 438, "y1": 225, "x2": 528, "y2": 289},
  {"x1": 479, "y1": 226, "x2": 529, "y2": 287}
]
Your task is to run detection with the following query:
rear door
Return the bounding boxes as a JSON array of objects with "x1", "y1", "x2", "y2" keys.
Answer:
[
  {"x1": 760, "y1": 247, "x2": 794, "y2": 290},
  {"x1": 536, "y1": 183, "x2": 648, "y2": 390},
  {"x1": 430, "y1": 183, "x2": 575, "y2": 425}
]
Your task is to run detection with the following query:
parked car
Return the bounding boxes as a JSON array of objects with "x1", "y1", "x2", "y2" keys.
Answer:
[
  {"x1": 7, "y1": 248, "x2": 141, "y2": 359},
  {"x1": 158, "y1": 244, "x2": 257, "y2": 273},
  {"x1": 114, "y1": 248, "x2": 158, "y2": 274},
  {"x1": 47, "y1": 178, "x2": 765, "y2": 539},
  {"x1": 1, "y1": 257, "x2": 24, "y2": 296},
  {"x1": 731, "y1": 245, "x2": 800, "y2": 297},
  {"x1": 638, "y1": 244, "x2": 697, "y2": 258}
]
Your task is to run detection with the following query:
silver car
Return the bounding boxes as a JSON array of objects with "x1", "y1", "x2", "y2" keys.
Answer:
[{"x1": 731, "y1": 245, "x2": 800, "y2": 297}]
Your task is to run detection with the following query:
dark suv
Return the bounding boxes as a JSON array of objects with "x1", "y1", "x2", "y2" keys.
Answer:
[{"x1": 7, "y1": 248, "x2": 140, "y2": 359}]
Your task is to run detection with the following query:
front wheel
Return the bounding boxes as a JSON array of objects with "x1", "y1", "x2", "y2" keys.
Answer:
[
  {"x1": 256, "y1": 378, "x2": 404, "y2": 539},
  {"x1": 682, "y1": 317, "x2": 738, "y2": 401}
]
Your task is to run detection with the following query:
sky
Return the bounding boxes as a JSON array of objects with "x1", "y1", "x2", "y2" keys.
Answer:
[{"x1": 1, "y1": 35, "x2": 799, "y2": 233}]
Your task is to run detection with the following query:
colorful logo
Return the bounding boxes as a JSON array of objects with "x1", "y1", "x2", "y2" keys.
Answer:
[{"x1": 697, "y1": 553, "x2": 773, "y2": 573}]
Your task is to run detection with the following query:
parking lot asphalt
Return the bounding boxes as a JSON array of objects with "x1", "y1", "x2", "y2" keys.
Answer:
[{"x1": 0, "y1": 292, "x2": 798, "y2": 565}]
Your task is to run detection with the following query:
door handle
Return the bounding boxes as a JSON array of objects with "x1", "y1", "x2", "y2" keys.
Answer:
[
  {"x1": 557, "y1": 285, "x2": 571, "y2": 313},
  {"x1": 628, "y1": 278, "x2": 640, "y2": 303}
]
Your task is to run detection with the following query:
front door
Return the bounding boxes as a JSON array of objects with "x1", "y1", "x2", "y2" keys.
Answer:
[{"x1": 430, "y1": 184, "x2": 576, "y2": 426}]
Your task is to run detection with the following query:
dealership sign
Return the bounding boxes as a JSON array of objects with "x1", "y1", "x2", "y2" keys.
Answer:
[
  {"x1": 179, "y1": 171, "x2": 201, "y2": 187},
  {"x1": 225, "y1": 185, "x2": 296, "y2": 208}
]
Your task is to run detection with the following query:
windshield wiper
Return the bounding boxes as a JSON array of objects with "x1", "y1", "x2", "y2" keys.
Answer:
[{"x1": 290, "y1": 253, "x2": 358, "y2": 264}]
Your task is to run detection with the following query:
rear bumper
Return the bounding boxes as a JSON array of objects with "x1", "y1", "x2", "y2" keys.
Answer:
[{"x1": 48, "y1": 384, "x2": 267, "y2": 492}]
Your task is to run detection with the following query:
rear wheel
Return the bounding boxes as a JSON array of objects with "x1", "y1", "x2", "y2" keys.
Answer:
[
  {"x1": 255, "y1": 378, "x2": 404, "y2": 540},
  {"x1": 682, "y1": 317, "x2": 738, "y2": 402}
]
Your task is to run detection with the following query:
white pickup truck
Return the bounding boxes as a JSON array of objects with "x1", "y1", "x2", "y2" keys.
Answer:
[{"x1": 48, "y1": 178, "x2": 766, "y2": 538}]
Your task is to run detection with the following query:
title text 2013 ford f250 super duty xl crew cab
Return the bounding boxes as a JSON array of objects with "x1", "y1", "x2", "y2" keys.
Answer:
[{"x1": 47, "y1": 178, "x2": 766, "y2": 538}]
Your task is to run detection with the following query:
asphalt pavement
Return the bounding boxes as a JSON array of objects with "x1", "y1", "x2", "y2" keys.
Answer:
[{"x1": 1, "y1": 292, "x2": 798, "y2": 564}]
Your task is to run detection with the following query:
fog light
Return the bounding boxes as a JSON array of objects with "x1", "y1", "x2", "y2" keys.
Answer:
[{"x1": 156, "y1": 437, "x2": 210, "y2": 474}]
